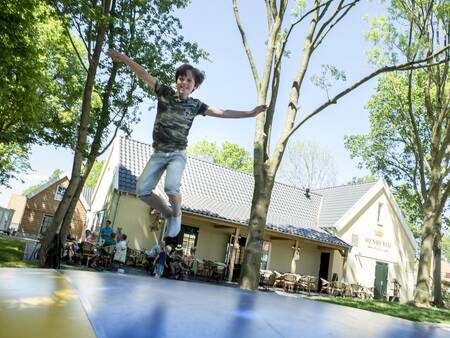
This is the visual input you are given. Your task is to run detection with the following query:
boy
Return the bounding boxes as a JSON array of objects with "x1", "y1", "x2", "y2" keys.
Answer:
[
  {"x1": 153, "y1": 245, "x2": 171, "y2": 279},
  {"x1": 106, "y1": 49, "x2": 266, "y2": 238}
]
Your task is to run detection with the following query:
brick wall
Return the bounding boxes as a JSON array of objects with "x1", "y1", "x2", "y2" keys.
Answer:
[{"x1": 18, "y1": 177, "x2": 87, "y2": 239}]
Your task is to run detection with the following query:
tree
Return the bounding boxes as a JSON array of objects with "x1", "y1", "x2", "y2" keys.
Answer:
[
  {"x1": 277, "y1": 140, "x2": 336, "y2": 189},
  {"x1": 0, "y1": 1, "x2": 83, "y2": 186},
  {"x1": 188, "y1": 140, "x2": 253, "y2": 173},
  {"x1": 345, "y1": 1, "x2": 450, "y2": 307},
  {"x1": 22, "y1": 169, "x2": 65, "y2": 196},
  {"x1": 85, "y1": 161, "x2": 104, "y2": 188},
  {"x1": 347, "y1": 176, "x2": 377, "y2": 185},
  {"x1": 231, "y1": 0, "x2": 450, "y2": 290},
  {"x1": 39, "y1": 0, "x2": 206, "y2": 267}
]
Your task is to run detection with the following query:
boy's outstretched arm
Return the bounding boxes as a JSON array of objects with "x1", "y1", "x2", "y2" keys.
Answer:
[
  {"x1": 106, "y1": 49, "x2": 157, "y2": 90},
  {"x1": 205, "y1": 105, "x2": 267, "y2": 118}
]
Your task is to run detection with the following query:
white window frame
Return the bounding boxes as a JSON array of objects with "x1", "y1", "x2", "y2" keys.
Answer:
[
  {"x1": 54, "y1": 185, "x2": 66, "y2": 201},
  {"x1": 377, "y1": 202, "x2": 384, "y2": 226}
]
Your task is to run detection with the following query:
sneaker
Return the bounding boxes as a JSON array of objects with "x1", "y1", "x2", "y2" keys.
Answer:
[{"x1": 165, "y1": 215, "x2": 182, "y2": 237}]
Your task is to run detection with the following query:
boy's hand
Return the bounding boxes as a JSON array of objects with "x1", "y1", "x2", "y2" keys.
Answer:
[
  {"x1": 250, "y1": 105, "x2": 267, "y2": 117},
  {"x1": 106, "y1": 49, "x2": 123, "y2": 62}
]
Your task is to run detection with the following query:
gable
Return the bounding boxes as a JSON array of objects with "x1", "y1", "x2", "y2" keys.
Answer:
[{"x1": 334, "y1": 180, "x2": 417, "y2": 251}]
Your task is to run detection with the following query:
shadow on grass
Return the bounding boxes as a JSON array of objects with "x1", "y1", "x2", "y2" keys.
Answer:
[{"x1": 308, "y1": 296, "x2": 450, "y2": 324}]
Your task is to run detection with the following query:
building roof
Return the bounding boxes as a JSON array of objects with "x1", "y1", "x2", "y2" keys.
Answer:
[
  {"x1": 118, "y1": 137, "x2": 350, "y2": 248},
  {"x1": 314, "y1": 182, "x2": 376, "y2": 228},
  {"x1": 25, "y1": 176, "x2": 92, "y2": 211}
]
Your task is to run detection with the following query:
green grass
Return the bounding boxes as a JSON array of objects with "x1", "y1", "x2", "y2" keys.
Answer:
[
  {"x1": 308, "y1": 296, "x2": 450, "y2": 324},
  {"x1": 0, "y1": 237, "x2": 39, "y2": 268},
  {"x1": 0, "y1": 237, "x2": 96, "y2": 270}
]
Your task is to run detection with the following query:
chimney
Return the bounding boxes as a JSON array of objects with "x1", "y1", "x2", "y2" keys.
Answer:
[{"x1": 305, "y1": 188, "x2": 310, "y2": 199}]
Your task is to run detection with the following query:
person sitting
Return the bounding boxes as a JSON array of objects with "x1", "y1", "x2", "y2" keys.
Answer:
[
  {"x1": 84, "y1": 229, "x2": 96, "y2": 244},
  {"x1": 103, "y1": 232, "x2": 117, "y2": 247},
  {"x1": 64, "y1": 233, "x2": 80, "y2": 264},
  {"x1": 171, "y1": 244, "x2": 189, "y2": 280}
]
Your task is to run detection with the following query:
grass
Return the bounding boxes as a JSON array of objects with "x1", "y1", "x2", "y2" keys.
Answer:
[
  {"x1": 308, "y1": 296, "x2": 450, "y2": 324},
  {"x1": 0, "y1": 237, "x2": 39, "y2": 268},
  {"x1": 0, "y1": 236, "x2": 101, "y2": 271}
]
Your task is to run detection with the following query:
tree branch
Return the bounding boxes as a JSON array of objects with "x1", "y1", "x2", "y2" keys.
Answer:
[
  {"x1": 284, "y1": 44, "x2": 450, "y2": 143},
  {"x1": 277, "y1": 0, "x2": 332, "y2": 72},
  {"x1": 232, "y1": 0, "x2": 261, "y2": 93},
  {"x1": 312, "y1": 0, "x2": 360, "y2": 50}
]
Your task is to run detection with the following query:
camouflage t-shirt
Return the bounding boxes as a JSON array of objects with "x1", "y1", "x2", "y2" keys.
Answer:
[{"x1": 152, "y1": 81, "x2": 208, "y2": 152}]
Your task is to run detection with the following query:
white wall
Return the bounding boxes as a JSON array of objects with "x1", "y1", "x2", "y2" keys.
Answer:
[
  {"x1": 338, "y1": 189, "x2": 416, "y2": 301},
  {"x1": 89, "y1": 138, "x2": 119, "y2": 227}
]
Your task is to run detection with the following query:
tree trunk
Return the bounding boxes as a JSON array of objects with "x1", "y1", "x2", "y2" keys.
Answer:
[
  {"x1": 39, "y1": 174, "x2": 82, "y2": 267},
  {"x1": 413, "y1": 195, "x2": 440, "y2": 306},
  {"x1": 39, "y1": 0, "x2": 111, "y2": 267},
  {"x1": 239, "y1": 173, "x2": 274, "y2": 290},
  {"x1": 432, "y1": 216, "x2": 443, "y2": 307},
  {"x1": 59, "y1": 175, "x2": 89, "y2": 244}
]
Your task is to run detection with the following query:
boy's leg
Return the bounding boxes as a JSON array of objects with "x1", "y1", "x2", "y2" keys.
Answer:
[
  {"x1": 167, "y1": 193, "x2": 182, "y2": 217},
  {"x1": 136, "y1": 153, "x2": 173, "y2": 218},
  {"x1": 164, "y1": 151, "x2": 186, "y2": 237}
]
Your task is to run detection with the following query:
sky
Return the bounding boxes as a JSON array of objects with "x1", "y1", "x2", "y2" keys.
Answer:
[{"x1": 0, "y1": 0, "x2": 389, "y2": 207}]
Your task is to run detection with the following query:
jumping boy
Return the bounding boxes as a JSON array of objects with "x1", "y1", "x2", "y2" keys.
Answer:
[{"x1": 106, "y1": 49, "x2": 266, "y2": 238}]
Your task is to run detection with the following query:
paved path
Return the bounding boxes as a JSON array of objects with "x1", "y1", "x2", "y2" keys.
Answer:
[{"x1": 1, "y1": 268, "x2": 448, "y2": 338}]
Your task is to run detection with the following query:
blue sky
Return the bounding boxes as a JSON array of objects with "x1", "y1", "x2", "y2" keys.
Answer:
[{"x1": 0, "y1": 1, "x2": 388, "y2": 207}]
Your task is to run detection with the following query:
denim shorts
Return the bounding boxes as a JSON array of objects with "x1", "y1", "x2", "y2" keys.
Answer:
[{"x1": 136, "y1": 150, "x2": 187, "y2": 197}]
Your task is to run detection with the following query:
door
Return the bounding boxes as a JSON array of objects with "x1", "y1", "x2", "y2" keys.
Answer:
[
  {"x1": 374, "y1": 262, "x2": 388, "y2": 300},
  {"x1": 318, "y1": 252, "x2": 330, "y2": 291}
]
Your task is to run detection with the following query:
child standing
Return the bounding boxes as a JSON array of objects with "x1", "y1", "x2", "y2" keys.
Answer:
[
  {"x1": 106, "y1": 49, "x2": 266, "y2": 238},
  {"x1": 153, "y1": 245, "x2": 170, "y2": 278}
]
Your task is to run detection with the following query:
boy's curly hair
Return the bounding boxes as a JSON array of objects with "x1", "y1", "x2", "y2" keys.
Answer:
[{"x1": 175, "y1": 64, "x2": 205, "y2": 87}]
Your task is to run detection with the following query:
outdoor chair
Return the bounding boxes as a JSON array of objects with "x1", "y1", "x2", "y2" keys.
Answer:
[
  {"x1": 282, "y1": 273, "x2": 297, "y2": 292},
  {"x1": 350, "y1": 284, "x2": 365, "y2": 298},
  {"x1": 364, "y1": 287, "x2": 374, "y2": 300},
  {"x1": 296, "y1": 275, "x2": 316, "y2": 295},
  {"x1": 296, "y1": 275, "x2": 308, "y2": 291},
  {"x1": 99, "y1": 245, "x2": 115, "y2": 269},
  {"x1": 272, "y1": 271, "x2": 285, "y2": 288},
  {"x1": 125, "y1": 248, "x2": 140, "y2": 266},
  {"x1": 319, "y1": 278, "x2": 332, "y2": 294},
  {"x1": 81, "y1": 242, "x2": 98, "y2": 267},
  {"x1": 195, "y1": 259, "x2": 209, "y2": 279},
  {"x1": 211, "y1": 262, "x2": 226, "y2": 282},
  {"x1": 259, "y1": 270, "x2": 275, "y2": 290},
  {"x1": 203, "y1": 260, "x2": 216, "y2": 281},
  {"x1": 331, "y1": 281, "x2": 344, "y2": 297}
]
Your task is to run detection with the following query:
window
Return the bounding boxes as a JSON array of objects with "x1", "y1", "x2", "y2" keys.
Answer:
[
  {"x1": 260, "y1": 240, "x2": 271, "y2": 270},
  {"x1": 377, "y1": 202, "x2": 383, "y2": 225},
  {"x1": 178, "y1": 225, "x2": 199, "y2": 256},
  {"x1": 54, "y1": 185, "x2": 66, "y2": 201},
  {"x1": 40, "y1": 215, "x2": 53, "y2": 234}
]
